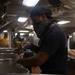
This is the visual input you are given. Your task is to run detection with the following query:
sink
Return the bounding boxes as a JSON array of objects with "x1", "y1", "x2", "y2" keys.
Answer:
[
  {"x1": 0, "y1": 57, "x2": 30, "y2": 74},
  {"x1": 0, "y1": 48, "x2": 30, "y2": 74},
  {"x1": 0, "y1": 65, "x2": 29, "y2": 73}
]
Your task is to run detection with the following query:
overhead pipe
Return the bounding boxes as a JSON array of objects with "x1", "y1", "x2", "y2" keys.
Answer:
[
  {"x1": 1, "y1": 13, "x2": 7, "y2": 20},
  {"x1": 0, "y1": 15, "x2": 20, "y2": 33},
  {"x1": 59, "y1": 0, "x2": 75, "y2": 9},
  {"x1": 0, "y1": 20, "x2": 14, "y2": 33},
  {"x1": 4, "y1": 2, "x2": 10, "y2": 6}
]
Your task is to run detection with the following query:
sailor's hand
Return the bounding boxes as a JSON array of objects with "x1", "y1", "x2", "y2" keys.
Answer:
[{"x1": 15, "y1": 54, "x2": 20, "y2": 61}]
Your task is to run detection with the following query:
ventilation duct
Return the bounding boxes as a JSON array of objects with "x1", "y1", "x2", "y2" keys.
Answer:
[{"x1": 60, "y1": 0, "x2": 75, "y2": 9}]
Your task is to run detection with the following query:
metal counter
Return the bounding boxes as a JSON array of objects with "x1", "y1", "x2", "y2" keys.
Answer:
[{"x1": 0, "y1": 48, "x2": 29, "y2": 74}]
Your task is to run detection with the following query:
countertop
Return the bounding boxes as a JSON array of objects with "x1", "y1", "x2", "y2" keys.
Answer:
[{"x1": 0, "y1": 48, "x2": 29, "y2": 74}]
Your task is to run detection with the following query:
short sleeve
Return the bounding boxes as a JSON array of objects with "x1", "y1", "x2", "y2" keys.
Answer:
[{"x1": 40, "y1": 34, "x2": 60, "y2": 55}]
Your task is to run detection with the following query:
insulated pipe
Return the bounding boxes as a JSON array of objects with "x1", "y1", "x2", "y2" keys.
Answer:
[
  {"x1": 0, "y1": 20, "x2": 14, "y2": 33},
  {"x1": 1, "y1": 13, "x2": 7, "y2": 19}
]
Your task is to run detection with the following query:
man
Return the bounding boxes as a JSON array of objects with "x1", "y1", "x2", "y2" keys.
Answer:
[
  {"x1": 13, "y1": 32, "x2": 23, "y2": 47},
  {"x1": 15, "y1": 6, "x2": 67, "y2": 74},
  {"x1": 0, "y1": 32, "x2": 9, "y2": 47}
]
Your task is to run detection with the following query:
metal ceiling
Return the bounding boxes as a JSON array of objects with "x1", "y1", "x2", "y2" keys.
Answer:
[{"x1": 0, "y1": 0, "x2": 75, "y2": 34}]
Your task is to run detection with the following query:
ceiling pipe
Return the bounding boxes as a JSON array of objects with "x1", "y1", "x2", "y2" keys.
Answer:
[
  {"x1": 1, "y1": 13, "x2": 7, "y2": 19},
  {"x1": 4, "y1": 2, "x2": 11, "y2": 6},
  {"x1": 59, "y1": 0, "x2": 75, "y2": 9},
  {"x1": 0, "y1": 20, "x2": 14, "y2": 33}
]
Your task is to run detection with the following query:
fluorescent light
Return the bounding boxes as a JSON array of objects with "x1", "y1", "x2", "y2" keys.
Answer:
[
  {"x1": 19, "y1": 30, "x2": 29, "y2": 33},
  {"x1": 30, "y1": 25, "x2": 33, "y2": 28},
  {"x1": 3, "y1": 30, "x2": 7, "y2": 32},
  {"x1": 69, "y1": 35, "x2": 72, "y2": 38},
  {"x1": 22, "y1": 0, "x2": 39, "y2": 7},
  {"x1": 57, "y1": 21, "x2": 70, "y2": 25},
  {"x1": 29, "y1": 33, "x2": 34, "y2": 36},
  {"x1": 20, "y1": 33, "x2": 25, "y2": 35},
  {"x1": 15, "y1": 33, "x2": 17, "y2": 36},
  {"x1": 15, "y1": 33, "x2": 25, "y2": 36},
  {"x1": 73, "y1": 32, "x2": 75, "y2": 35},
  {"x1": 18, "y1": 17, "x2": 27, "y2": 22},
  {"x1": 25, "y1": 27, "x2": 33, "y2": 30}
]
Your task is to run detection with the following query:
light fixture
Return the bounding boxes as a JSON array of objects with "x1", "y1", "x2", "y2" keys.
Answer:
[
  {"x1": 15, "y1": 33, "x2": 25, "y2": 36},
  {"x1": 73, "y1": 32, "x2": 75, "y2": 35},
  {"x1": 57, "y1": 21, "x2": 70, "y2": 25},
  {"x1": 30, "y1": 25, "x2": 33, "y2": 28},
  {"x1": 29, "y1": 33, "x2": 34, "y2": 36},
  {"x1": 18, "y1": 17, "x2": 28, "y2": 22},
  {"x1": 19, "y1": 30, "x2": 29, "y2": 33},
  {"x1": 69, "y1": 35, "x2": 72, "y2": 38},
  {"x1": 15, "y1": 33, "x2": 17, "y2": 36},
  {"x1": 22, "y1": 0, "x2": 39, "y2": 7},
  {"x1": 3, "y1": 30, "x2": 7, "y2": 32},
  {"x1": 20, "y1": 33, "x2": 25, "y2": 36}
]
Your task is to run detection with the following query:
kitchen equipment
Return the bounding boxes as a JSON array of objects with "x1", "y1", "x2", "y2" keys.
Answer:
[{"x1": 0, "y1": 48, "x2": 30, "y2": 74}]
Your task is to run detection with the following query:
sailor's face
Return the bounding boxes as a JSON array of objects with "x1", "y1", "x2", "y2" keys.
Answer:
[{"x1": 31, "y1": 15, "x2": 44, "y2": 24}]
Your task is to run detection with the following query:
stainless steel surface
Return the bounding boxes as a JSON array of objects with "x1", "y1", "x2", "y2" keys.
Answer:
[
  {"x1": 0, "y1": 49, "x2": 29, "y2": 74},
  {"x1": 0, "y1": 48, "x2": 15, "y2": 50},
  {"x1": 0, "y1": 54, "x2": 13, "y2": 58},
  {"x1": 0, "y1": 65, "x2": 29, "y2": 73},
  {"x1": 0, "y1": 48, "x2": 14, "y2": 53},
  {"x1": 0, "y1": 58, "x2": 13, "y2": 66}
]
